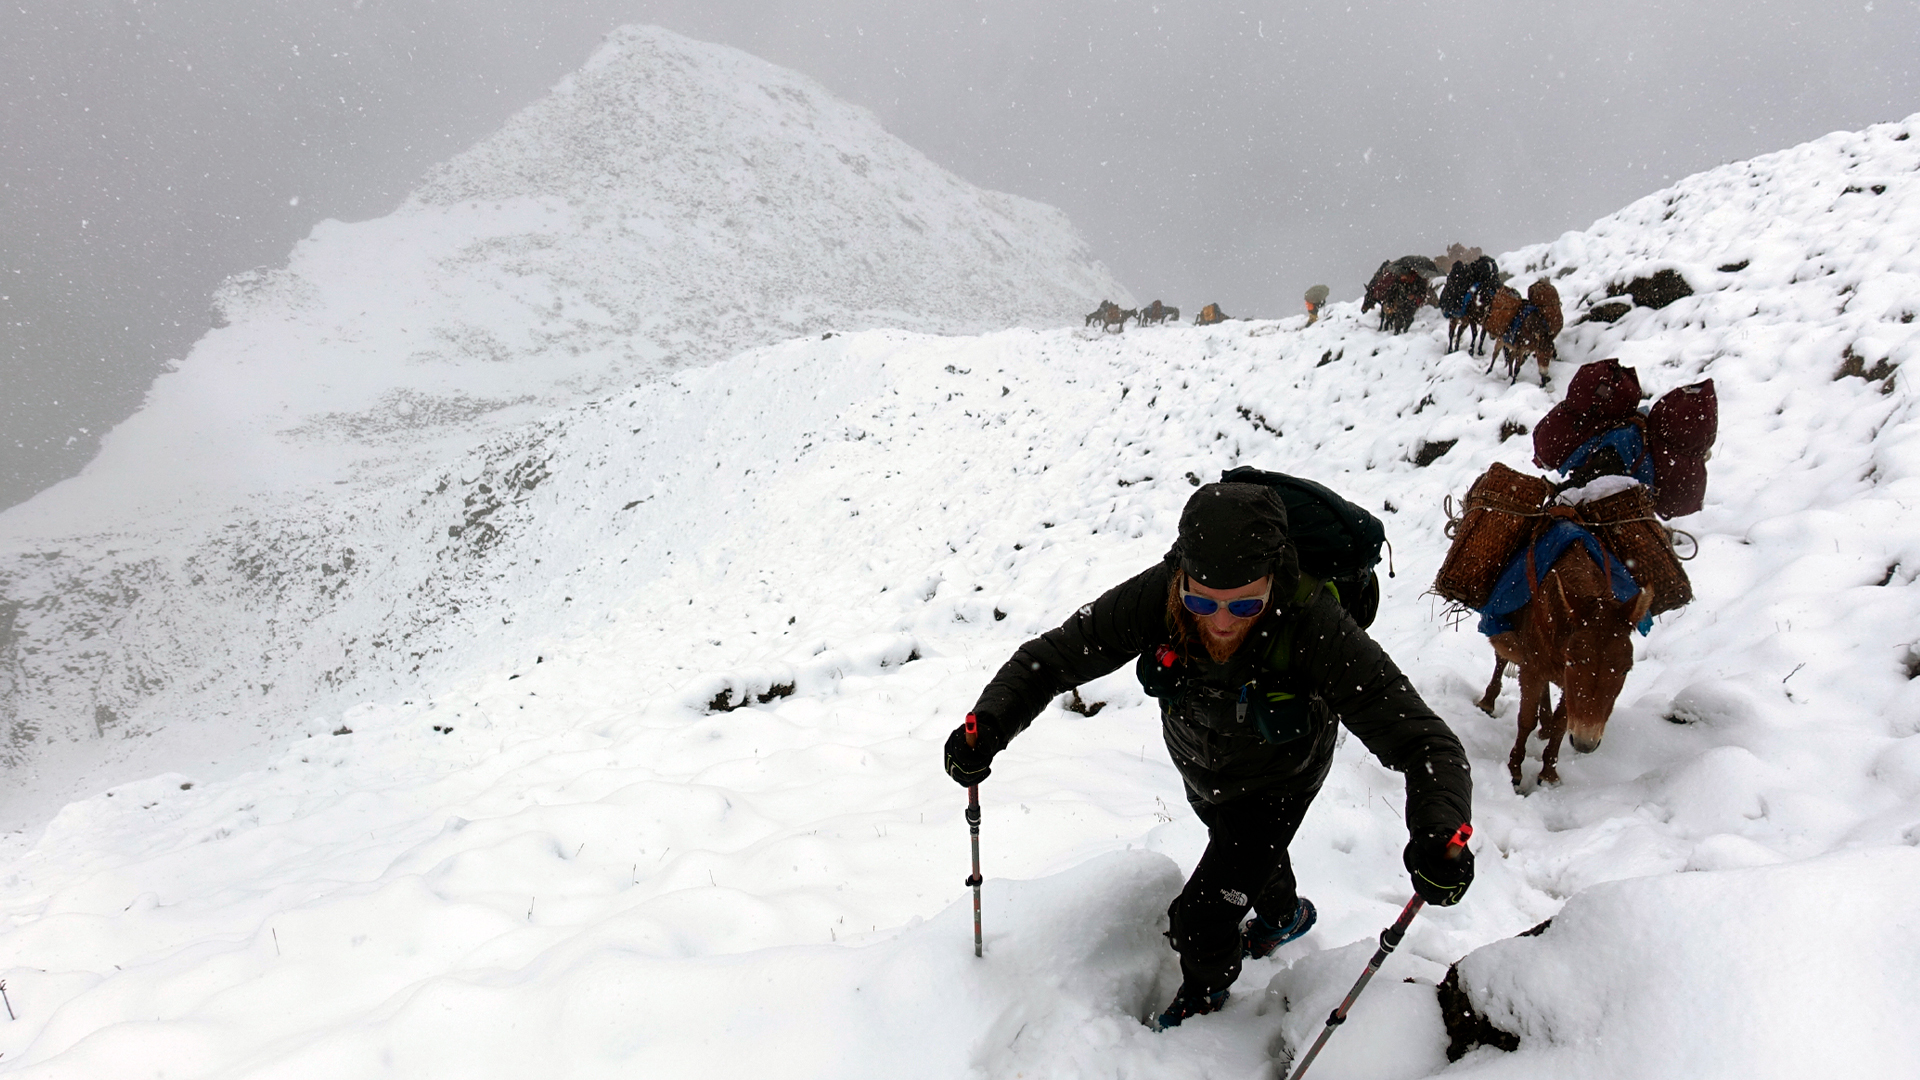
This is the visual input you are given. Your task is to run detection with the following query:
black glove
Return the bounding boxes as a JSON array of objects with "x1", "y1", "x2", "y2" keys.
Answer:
[
  {"x1": 1404, "y1": 826, "x2": 1475, "y2": 906},
  {"x1": 943, "y1": 714, "x2": 1002, "y2": 787}
]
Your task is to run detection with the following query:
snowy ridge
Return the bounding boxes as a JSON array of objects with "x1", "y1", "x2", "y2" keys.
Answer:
[
  {"x1": 0, "y1": 24, "x2": 1124, "y2": 815},
  {"x1": 2, "y1": 24, "x2": 1122, "y2": 534},
  {"x1": 1, "y1": 117, "x2": 1918, "y2": 1076}
]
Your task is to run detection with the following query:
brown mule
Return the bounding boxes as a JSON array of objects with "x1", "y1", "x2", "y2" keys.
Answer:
[
  {"x1": 1484, "y1": 280, "x2": 1563, "y2": 386},
  {"x1": 1478, "y1": 542, "x2": 1653, "y2": 790}
]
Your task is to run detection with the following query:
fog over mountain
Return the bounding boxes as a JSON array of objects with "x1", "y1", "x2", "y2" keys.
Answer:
[{"x1": 4, "y1": 0, "x2": 1916, "y2": 508}]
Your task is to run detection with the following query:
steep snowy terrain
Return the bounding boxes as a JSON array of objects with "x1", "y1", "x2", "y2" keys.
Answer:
[
  {"x1": 0, "y1": 111, "x2": 1917, "y2": 1078},
  {"x1": 0, "y1": 25, "x2": 1125, "y2": 821}
]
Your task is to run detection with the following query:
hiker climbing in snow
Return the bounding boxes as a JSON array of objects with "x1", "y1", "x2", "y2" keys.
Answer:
[{"x1": 942, "y1": 477, "x2": 1474, "y2": 1029}]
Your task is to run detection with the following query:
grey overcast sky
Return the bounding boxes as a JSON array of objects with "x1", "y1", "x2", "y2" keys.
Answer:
[{"x1": 4, "y1": 0, "x2": 1915, "y2": 510}]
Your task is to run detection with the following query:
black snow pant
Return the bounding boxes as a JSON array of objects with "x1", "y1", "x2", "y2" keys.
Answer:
[{"x1": 1166, "y1": 782, "x2": 1320, "y2": 996}]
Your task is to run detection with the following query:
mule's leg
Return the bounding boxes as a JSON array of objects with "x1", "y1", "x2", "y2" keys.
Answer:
[
  {"x1": 1539, "y1": 694, "x2": 1569, "y2": 786},
  {"x1": 1536, "y1": 347, "x2": 1552, "y2": 388},
  {"x1": 1485, "y1": 342, "x2": 1502, "y2": 376},
  {"x1": 1508, "y1": 667, "x2": 1547, "y2": 790},
  {"x1": 1476, "y1": 657, "x2": 1507, "y2": 715}
]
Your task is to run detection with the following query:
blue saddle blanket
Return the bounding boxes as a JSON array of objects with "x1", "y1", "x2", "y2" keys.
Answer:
[
  {"x1": 1560, "y1": 423, "x2": 1657, "y2": 486},
  {"x1": 1478, "y1": 520, "x2": 1651, "y2": 637},
  {"x1": 1441, "y1": 281, "x2": 1483, "y2": 319}
]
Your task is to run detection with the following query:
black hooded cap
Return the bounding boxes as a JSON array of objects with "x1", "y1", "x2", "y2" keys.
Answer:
[{"x1": 1166, "y1": 482, "x2": 1299, "y2": 591}]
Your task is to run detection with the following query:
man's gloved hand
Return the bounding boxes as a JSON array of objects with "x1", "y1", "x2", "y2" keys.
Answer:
[
  {"x1": 943, "y1": 714, "x2": 1003, "y2": 787},
  {"x1": 1403, "y1": 826, "x2": 1475, "y2": 906}
]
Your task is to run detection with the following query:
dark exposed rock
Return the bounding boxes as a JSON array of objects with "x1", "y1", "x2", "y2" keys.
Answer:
[
  {"x1": 1412, "y1": 439, "x2": 1457, "y2": 467},
  {"x1": 1438, "y1": 965, "x2": 1520, "y2": 1061},
  {"x1": 1439, "y1": 919, "x2": 1550, "y2": 1061},
  {"x1": 1584, "y1": 300, "x2": 1632, "y2": 324},
  {"x1": 1606, "y1": 269, "x2": 1694, "y2": 311},
  {"x1": 1836, "y1": 345, "x2": 1898, "y2": 391},
  {"x1": 1064, "y1": 689, "x2": 1106, "y2": 717},
  {"x1": 707, "y1": 678, "x2": 798, "y2": 713}
]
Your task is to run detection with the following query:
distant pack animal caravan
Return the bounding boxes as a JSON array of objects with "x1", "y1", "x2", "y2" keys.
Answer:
[
  {"x1": 1194, "y1": 303, "x2": 1229, "y2": 325},
  {"x1": 1084, "y1": 299, "x2": 1136, "y2": 332},
  {"x1": 1139, "y1": 300, "x2": 1180, "y2": 326}
]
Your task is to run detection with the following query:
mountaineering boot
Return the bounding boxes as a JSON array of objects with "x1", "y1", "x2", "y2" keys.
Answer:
[
  {"x1": 1155, "y1": 985, "x2": 1229, "y2": 1030},
  {"x1": 1242, "y1": 897, "x2": 1317, "y2": 959}
]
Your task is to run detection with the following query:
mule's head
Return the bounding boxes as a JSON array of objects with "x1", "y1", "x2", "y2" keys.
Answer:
[{"x1": 1560, "y1": 585, "x2": 1653, "y2": 753}]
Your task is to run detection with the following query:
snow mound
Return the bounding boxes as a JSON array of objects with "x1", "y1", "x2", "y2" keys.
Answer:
[
  {"x1": 1451, "y1": 848, "x2": 1920, "y2": 1079},
  {"x1": 0, "y1": 110, "x2": 1918, "y2": 1080}
]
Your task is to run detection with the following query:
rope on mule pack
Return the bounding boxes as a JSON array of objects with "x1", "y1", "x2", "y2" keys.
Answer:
[
  {"x1": 1443, "y1": 494, "x2": 1563, "y2": 538},
  {"x1": 1443, "y1": 496, "x2": 1688, "y2": 573}
]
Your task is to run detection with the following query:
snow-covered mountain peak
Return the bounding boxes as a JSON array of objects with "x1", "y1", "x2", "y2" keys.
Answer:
[{"x1": 2, "y1": 24, "x2": 1124, "y2": 539}]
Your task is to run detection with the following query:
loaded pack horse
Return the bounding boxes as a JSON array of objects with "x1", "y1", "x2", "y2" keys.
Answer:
[
  {"x1": 1479, "y1": 534, "x2": 1653, "y2": 789},
  {"x1": 1439, "y1": 256, "x2": 1500, "y2": 355},
  {"x1": 1484, "y1": 280, "x2": 1564, "y2": 386}
]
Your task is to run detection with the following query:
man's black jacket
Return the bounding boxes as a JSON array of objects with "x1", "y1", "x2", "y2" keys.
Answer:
[{"x1": 969, "y1": 560, "x2": 1471, "y2": 835}]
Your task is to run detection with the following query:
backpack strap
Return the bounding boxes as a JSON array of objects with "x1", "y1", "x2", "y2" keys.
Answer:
[{"x1": 1262, "y1": 575, "x2": 1327, "y2": 676}]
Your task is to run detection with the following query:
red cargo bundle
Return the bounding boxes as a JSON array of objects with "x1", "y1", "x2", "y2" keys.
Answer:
[
  {"x1": 1533, "y1": 358, "x2": 1646, "y2": 470},
  {"x1": 1646, "y1": 379, "x2": 1717, "y2": 517}
]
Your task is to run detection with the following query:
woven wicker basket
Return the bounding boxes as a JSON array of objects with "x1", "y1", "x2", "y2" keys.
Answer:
[
  {"x1": 1434, "y1": 463, "x2": 1555, "y2": 608},
  {"x1": 1577, "y1": 484, "x2": 1693, "y2": 615}
]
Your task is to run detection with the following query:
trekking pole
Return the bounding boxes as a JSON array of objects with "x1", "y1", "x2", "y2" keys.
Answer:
[
  {"x1": 1286, "y1": 823, "x2": 1472, "y2": 1080},
  {"x1": 964, "y1": 713, "x2": 984, "y2": 958}
]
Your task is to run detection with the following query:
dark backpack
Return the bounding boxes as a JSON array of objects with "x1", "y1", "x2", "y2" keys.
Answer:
[
  {"x1": 1136, "y1": 468, "x2": 1391, "y2": 746},
  {"x1": 1218, "y1": 466, "x2": 1387, "y2": 628}
]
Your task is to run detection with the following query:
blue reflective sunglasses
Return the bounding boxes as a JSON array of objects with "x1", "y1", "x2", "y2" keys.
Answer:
[{"x1": 1180, "y1": 587, "x2": 1269, "y2": 619}]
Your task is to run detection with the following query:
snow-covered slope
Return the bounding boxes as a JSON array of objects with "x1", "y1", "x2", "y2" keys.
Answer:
[
  {"x1": 0, "y1": 24, "x2": 1125, "y2": 819},
  {"x1": 1, "y1": 115, "x2": 1918, "y2": 1078}
]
